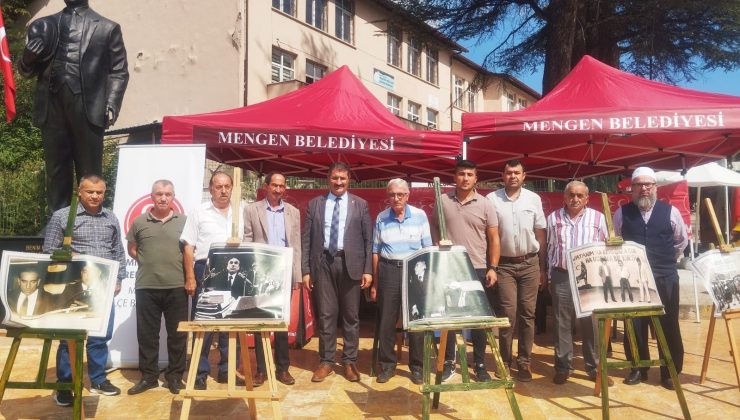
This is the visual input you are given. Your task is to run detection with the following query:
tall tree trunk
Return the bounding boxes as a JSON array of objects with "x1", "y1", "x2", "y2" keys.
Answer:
[{"x1": 542, "y1": 0, "x2": 579, "y2": 94}]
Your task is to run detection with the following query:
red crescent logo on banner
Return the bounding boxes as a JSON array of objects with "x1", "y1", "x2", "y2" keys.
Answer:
[
  {"x1": 123, "y1": 194, "x2": 185, "y2": 235},
  {"x1": 0, "y1": 27, "x2": 10, "y2": 63}
]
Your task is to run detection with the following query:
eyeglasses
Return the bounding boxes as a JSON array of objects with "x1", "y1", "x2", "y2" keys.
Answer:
[
  {"x1": 631, "y1": 182, "x2": 656, "y2": 190},
  {"x1": 387, "y1": 192, "x2": 408, "y2": 198}
]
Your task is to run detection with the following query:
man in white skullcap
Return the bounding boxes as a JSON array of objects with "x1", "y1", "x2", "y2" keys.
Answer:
[{"x1": 613, "y1": 167, "x2": 688, "y2": 390}]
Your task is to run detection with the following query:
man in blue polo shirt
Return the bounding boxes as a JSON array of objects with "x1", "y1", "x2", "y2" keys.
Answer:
[{"x1": 370, "y1": 178, "x2": 432, "y2": 384}]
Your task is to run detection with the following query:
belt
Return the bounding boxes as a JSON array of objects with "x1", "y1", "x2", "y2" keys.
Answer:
[
  {"x1": 379, "y1": 257, "x2": 404, "y2": 267},
  {"x1": 324, "y1": 249, "x2": 345, "y2": 257},
  {"x1": 499, "y1": 252, "x2": 537, "y2": 264},
  {"x1": 552, "y1": 267, "x2": 568, "y2": 274}
]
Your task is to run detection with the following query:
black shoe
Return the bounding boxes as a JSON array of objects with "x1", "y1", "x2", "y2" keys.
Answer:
[
  {"x1": 624, "y1": 369, "x2": 647, "y2": 385},
  {"x1": 376, "y1": 369, "x2": 395, "y2": 383},
  {"x1": 661, "y1": 377, "x2": 676, "y2": 390},
  {"x1": 165, "y1": 380, "x2": 184, "y2": 395},
  {"x1": 517, "y1": 365, "x2": 533, "y2": 382},
  {"x1": 553, "y1": 371, "x2": 569, "y2": 385},
  {"x1": 217, "y1": 373, "x2": 245, "y2": 386},
  {"x1": 127, "y1": 379, "x2": 158, "y2": 395},
  {"x1": 474, "y1": 364, "x2": 492, "y2": 382},
  {"x1": 90, "y1": 380, "x2": 121, "y2": 396},
  {"x1": 54, "y1": 390, "x2": 73, "y2": 407},
  {"x1": 441, "y1": 362, "x2": 456, "y2": 383},
  {"x1": 410, "y1": 370, "x2": 424, "y2": 385},
  {"x1": 194, "y1": 377, "x2": 207, "y2": 390}
]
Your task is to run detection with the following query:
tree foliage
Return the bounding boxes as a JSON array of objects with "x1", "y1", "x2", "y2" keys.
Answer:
[{"x1": 397, "y1": 0, "x2": 740, "y2": 93}]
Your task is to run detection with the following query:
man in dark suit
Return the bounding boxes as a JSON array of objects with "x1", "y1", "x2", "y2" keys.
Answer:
[
  {"x1": 205, "y1": 257, "x2": 254, "y2": 298},
  {"x1": 19, "y1": 0, "x2": 128, "y2": 213},
  {"x1": 9, "y1": 268, "x2": 53, "y2": 317},
  {"x1": 302, "y1": 162, "x2": 373, "y2": 382},
  {"x1": 243, "y1": 172, "x2": 302, "y2": 386}
]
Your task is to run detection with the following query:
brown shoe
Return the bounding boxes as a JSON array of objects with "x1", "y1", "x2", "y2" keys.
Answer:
[
  {"x1": 311, "y1": 363, "x2": 335, "y2": 382},
  {"x1": 252, "y1": 371, "x2": 267, "y2": 387},
  {"x1": 276, "y1": 370, "x2": 295, "y2": 385},
  {"x1": 344, "y1": 363, "x2": 360, "y2": 382}
]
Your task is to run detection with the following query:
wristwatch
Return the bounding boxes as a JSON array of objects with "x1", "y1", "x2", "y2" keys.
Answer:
[{"x1": 487, "y1": 264, "x2": 498, "y2": 271}]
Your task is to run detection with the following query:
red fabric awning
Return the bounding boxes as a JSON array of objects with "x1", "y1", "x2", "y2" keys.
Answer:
[
  {"x1": 162, "y1": 66, "x2": 461, "y2": 182},
  {"x1": 463, "y1": 55, "x2": 740, "y2": 181}
]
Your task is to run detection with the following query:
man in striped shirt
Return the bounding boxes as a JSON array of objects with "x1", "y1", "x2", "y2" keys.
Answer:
[
  {"x1": 546, "y1": 181, "x2": 608, "y2": 385},
  {"x1": 370, "y1": 178, "x2": 432, "y2": 384}
]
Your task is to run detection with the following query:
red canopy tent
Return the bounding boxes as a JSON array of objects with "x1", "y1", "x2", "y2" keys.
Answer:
[
  {"x1": 463, "y1": 55, "x2": 740, "y2": 181},
  {"x1": 161, "y1": 66, "x2": 461, "y2": 182}
]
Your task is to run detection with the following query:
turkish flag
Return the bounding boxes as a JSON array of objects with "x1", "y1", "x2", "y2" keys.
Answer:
[{"x1": 0, "y1": 9, "x2": 16, "y2": 122}]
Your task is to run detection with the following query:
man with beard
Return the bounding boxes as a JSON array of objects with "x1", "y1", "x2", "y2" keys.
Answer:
[{"x1": 614, "y1": 167, "x2": 688, "y2": 389}]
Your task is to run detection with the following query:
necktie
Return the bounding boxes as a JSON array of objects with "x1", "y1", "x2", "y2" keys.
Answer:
[
  {"x1": 328, "y1": 197, "x2": 341, "y2": 256},
  {"x1": 229, "y1": 274, "x2": 235, "y2": 286},
  {"x1": 20, "y1": 295, "x2": 28, "y2": 316}
]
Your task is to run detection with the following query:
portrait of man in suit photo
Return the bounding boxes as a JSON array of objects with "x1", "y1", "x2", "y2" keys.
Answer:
[{"x1": 8, "y1": 266, "x2": 53, "y2": 318}]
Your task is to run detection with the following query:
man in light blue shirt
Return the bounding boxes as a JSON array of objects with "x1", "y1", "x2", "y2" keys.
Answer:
[{"x1": 370, "y1": 178, "x2": 432, "y2": 384}]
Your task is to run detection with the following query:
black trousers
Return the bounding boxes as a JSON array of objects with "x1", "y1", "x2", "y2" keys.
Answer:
[
  {"x1": 377, "y1": 259, "x2": 423, "y2": 372},
  {"x1": 315, "y1": 252, "x2": 361, "y2": 364},
  {"x1": 624, "y1": 271, "x2": 684, "y2": 379},
  {"x1": 444, "y1": 269, "x2": 494, "y2": 366},
  {"x1": 135, "y1": 287, "x2": 188, "y2": 383},
  {"x1": 41, "y1": 84, "x2": 103, "y2": 213},
  {"x1": 255, "y1": 288, "x2": 291, "y2": 373}
]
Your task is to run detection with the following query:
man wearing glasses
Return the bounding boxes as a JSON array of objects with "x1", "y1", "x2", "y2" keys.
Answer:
[{"x1": 613, "y1": 167, "x2": 688, "y2": 390}]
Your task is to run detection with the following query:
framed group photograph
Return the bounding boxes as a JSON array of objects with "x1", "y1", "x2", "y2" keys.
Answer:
[
  {"x1": 401, "y1": 246, "x2": 494, "y2": 330},
  {"x1": 0, "y1": 251, "x2": 119, "y2": 337},
  {"x1": 690, "y1": 249, "x2": 740, "y2": 316},
  {"x1": 194, "y1": 242, "x2": 293, "y2": 325},
  {"x1": 567, "y1": 241, "x2": 662, "y2": 317}
]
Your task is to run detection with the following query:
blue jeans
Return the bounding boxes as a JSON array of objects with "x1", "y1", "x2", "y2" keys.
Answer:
[{"x1": 57, "y1": 305, "x2": 115, "y2": 385}]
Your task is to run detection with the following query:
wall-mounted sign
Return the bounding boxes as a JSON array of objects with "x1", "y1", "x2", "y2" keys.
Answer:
[{"x1": 373, "y1": 68, "x2": 395, "y2": 90}]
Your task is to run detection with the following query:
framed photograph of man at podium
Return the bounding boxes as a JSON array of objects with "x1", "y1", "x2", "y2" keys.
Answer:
[
  {"x1": 401, "y1": 246, "x2": 494, "y2": 330},
  {"x1": 194, "y1": 242, "x2": 293, "y2": 324}
]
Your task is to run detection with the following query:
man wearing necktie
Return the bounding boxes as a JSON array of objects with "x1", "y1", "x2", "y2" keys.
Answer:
[
  {"x1": 206, "y1": 257, "x2": 252, "y2": 299},
  {"x1": 302, "y1": 162, "x2": 373, "y2": 382},
  {"x1": 9, "y1": 268, "x2": 52, "y2": 317},
  {"x1": 18, "y1": 0, "x2": 128, "y2": 214}
]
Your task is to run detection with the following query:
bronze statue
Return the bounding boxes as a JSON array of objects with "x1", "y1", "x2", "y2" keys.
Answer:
[{"x1": 19, "y1": 0, "x2": 128, "y2": 213}]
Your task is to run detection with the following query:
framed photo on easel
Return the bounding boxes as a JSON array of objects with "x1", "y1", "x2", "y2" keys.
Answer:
[{"x1": 691, "y1": 249, "x2": 740, "y2": 316}]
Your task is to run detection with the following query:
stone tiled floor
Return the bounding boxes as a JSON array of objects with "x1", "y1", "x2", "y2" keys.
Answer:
[{"x1": 0, "y1": 318, "x2": 738, "y2": 419}]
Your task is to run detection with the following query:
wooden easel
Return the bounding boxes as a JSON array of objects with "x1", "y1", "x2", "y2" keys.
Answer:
[
  {"x1": 698, "y1": 198, "x2": 739, "y2": 388},
  {"x1": 592, "y1": 193, "x2": 691, "y2": 419},
  {"x1": 178, "y1": 322, "x2": 286, "y2": 420},
  {"x1": 415, "y1": 319, "x2": 521, "y2": 420},
  {"x1": 0, "y1": 328, "x2": 86, "y2": 419}
]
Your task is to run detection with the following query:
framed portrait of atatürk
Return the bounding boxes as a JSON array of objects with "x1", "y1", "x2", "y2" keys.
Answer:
[
  {"x1": 194, "y1": 242, "x2": 293, "y2": 325},
  {"x1": 402, "y1": 246, "x2": 494, "y2": 330},
  {"x1": 1, "y1": 251, "x2": 119, "y2": 337},
  {"x1": 567, "y1": 241, "x2": 662, "y2": 317},
  {"x1": 691, "y1": 248, "x2": 740, "y2": 316}
]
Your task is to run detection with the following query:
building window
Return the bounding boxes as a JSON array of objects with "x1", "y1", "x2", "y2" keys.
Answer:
[
  {"x1": 271, "y1": 48, "x2": 295, "y2": 82},
  {"x1": 407, "y1": 37, "x2": 421, "y2": 76},
  {"x1": 387, "y1": 93, "x2": 401, "y2": 116},
  {"x1": 407, "y1": 101, "x2": 421, "y2": 122},
  {"x1": 425, "y1": 46, "x2": 438, "y2": 85},
  {"x1": 506, "y1": 93, "x2": 515, "y2": 111},
  {"x1": 335, "y1": 0, "x2": 353, "y2": 43},
  {"x1": 467, "y1": 89, "x2": 476, "y2": 112},
  {"x1": 306, "y1": 0, "x2": 327, "y2": 30},
  {"x1": 453, "y1": 76, "x2": 464, "y2": 108},
  {"x1": 387, "y1": 25, "x2": 402, "y2": 67},
  {"x1": 306, "y1": 60, "x2": 326, "y2": 84},
  {"x1": 272, "y1": 0, "x2": 295, "y2": 15},
  {"x1": 426, "y1": 108, "x2": 438, "y2": 129},
  {"x1": 517, "y1": 98, "x2": 528, "y2": 109}
]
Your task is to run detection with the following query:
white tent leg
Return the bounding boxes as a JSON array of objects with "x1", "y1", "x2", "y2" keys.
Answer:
[{"x1": 689, "y1": 238, "x2": 701, "y2": 323}]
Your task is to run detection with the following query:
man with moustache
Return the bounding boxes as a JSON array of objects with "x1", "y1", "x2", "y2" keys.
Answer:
[
  {"x1": 487, "y1": 160, "x2": 547, "y2": 382},
  {"x1": 370, "y1": 178, "x2": 432, "y2": 384},
  {"x1": 614, "y1": 167, "x2": 688, "y2": 389},
  {"x1": 43, "y1": 175, "x2": 126, "y2": 406},
  {"x1": 302, "y1": 162, "x2": 373, "y2": 382},
  {"x1": 181, "y1": 171, "x2": 245, "y2": 390},
  {"x1": 243, "y1": 172, "x2": 302, "y2": 386},
  {"x1": 546, "y1": 181, "x2": 609, "y2": 385},
  {"x1": 9, "y1": 268, "x2": 53, "y2": 317},
  {"x1": 432, "y1": 159, "x2": 500, "y2": 383},
  {"x1": 126, "y1": 180, "x2": 188, "y2": 395}
]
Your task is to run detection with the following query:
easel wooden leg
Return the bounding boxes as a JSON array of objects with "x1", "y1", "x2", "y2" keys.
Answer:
[
  {"x1": 650, "y1": 316, "x2": 691, "y2": 419},
  {"x1": 421, "y1": 332, "x2": 433, "y2": 420},
  {"x1": 261, "y1": 334, "x2": 281, "y2": 420},
  {"x1": 722, "y1": 311, "x2": 740, "y2": 387},
  {"x1": 597, "y1": 317, "x2": 610, "y2": 420},
  {"x1": 0, "y1": 336, "x2": 22, "y2": 402},
  {"x1": 486, "y1": 329, "x2": 521, "y2": 420},
  {"x1": 432, "y1": 330, "x2": 448, "y2": 409},
  {"x1": 594, "y1": 316, "x2": 612, "y2": 397},
  {"x1": 180, "y1": 331, "x2": 205, "y2": 420},
  {"x1": 69, "y1": 338, "x2": 86, "y2": 420},
  {"x1": 700, "y1": 305, "x2": 717, "y2": 384}
]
